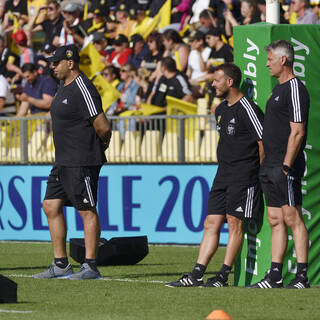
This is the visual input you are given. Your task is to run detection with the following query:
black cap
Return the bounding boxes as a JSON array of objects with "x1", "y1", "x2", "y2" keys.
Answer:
[
  {"x1": 130, "y1": 34, "x2": 144, "y2": 47},
  {"x1": 116, "y1": 2, "x2": 128, "y2": 12},
  {"x1": 93, "y1": 32, "x2": 106, "y2": 42},
  {"x1": 47, "y1": 45, "x2": 80, "y2": 63},
  {"x1": 206, "y1": 27, "x2": 221, "y2": 37},
  {"x1": 114, "y1": 34, "x2": 128, "y2": 46}
]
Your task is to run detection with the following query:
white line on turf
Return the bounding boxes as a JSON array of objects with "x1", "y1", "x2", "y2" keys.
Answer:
[
  {"x1": 0, "y1": 309, "x2": 33, "y2": 314},
  {"x1": 9, "y1": 274, "x2": 166, "y2": 284}
]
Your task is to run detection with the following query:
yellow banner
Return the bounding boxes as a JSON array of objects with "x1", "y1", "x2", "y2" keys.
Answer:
[
  {"x1": 92, "y1": 75, "x2": 121, "y2": 113},
  {"x1": 79, "y1": 43, "x2": 106, "y2": 79}
]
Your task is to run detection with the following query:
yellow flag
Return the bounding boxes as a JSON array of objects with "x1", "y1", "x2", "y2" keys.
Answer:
[
  {"x1": 130, "y1": 17, "x2": 155, "y2": 39},
  {"x1": 166, "y1": 96, "x2": 197, "y2": 139},
  {"x1": 79, "y1": 43, "x2": 106, "y2": 79},
  {"x1": 92, "y1": 75, "x2": 121, "y2": 112},
  {"x1": 158, "y1": 0, "x2": 171, "y2": 30}
]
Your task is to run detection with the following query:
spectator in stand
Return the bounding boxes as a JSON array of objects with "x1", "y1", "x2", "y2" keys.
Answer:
[
  {"x1": 36, "y1": 43, "x2": 57, "y2": 79},
  {"x1": 141, "y1": 32, "x2": 164, "y2": 72},
  {"x1": 102, "y1": 65, "x2": 120, "y2": 88},
  {"x1": 206, "y1": 27, "x2": 233, "y2": 68},
  {"x1": 170, "y1": 0, "x2": 192, "y2": 31},
  {"x1": 188, "y1": 0, "x2": 211, "y2": 24},
  {"x1": 0, "y1": 74, "x2": 16, "y2": 115},
  {"x1": 147, "y1": 57, "x2": 193, "y2": 110},
  {"x1": 187, "y1": 30, "x2": 211, "y2": 83},
  {"x1": 2, "y1": 0, "x2": 28, "y2": 32},
  {"x1": 292, "y1": 0, "x2": 319, "y2": 24},
  {"x1": 224, "y1": 0, "x2": 261, "y2": 37},
  {"x1": 27, "y1": 0, "x2": 64, "y2": 48},
  {"x1": 108, "y1": 34, "x2": 132, "y2": 68},
  {"x1": 0, "y1": 0, "x2": 6, "y2": 20},
  {"x1": 128, "y1": 33, "x2": 149, "y2": 69},
  {"x1": 115, "y1": 2, "x2": 136, "y2": 38},
  {"x1": 93, "y1": 32, "x2": 110, "y2": 58},
  {"x1": 199, "y1": 8, "x2": 222, "y2": 34},
  {"x1": 16, "y1": 63, "x2": 57, "y2": 116},
  {"x1": 107, "y1": 63, "x2": 139, "y2": 116},
  {"x1": 80, "y1": 7, "x2": 106, "y2": 39},
  {"x1": 105, "y1": 14, "x2": 118, "y2": 40},
  {"x1": 162, "y1": 29, "x2": 189, "y2": 72},
  {"x1": 58, "y1": 2, "x2": 83, "y2": 47}
]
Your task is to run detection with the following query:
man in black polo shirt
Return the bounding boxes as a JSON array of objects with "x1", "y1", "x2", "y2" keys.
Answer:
[
  {"x1": 33, "y1": 45, "x2": 112, "y2": 280},
  {"x1": 249, "y1": 40, "x2": 310, "y2": 289},
  {"x1": 147, "y1": 57, "x2": 193, "y2": 109},
  {"x1": 166, "y1": 63, "x2": 264, "y2": 287}
]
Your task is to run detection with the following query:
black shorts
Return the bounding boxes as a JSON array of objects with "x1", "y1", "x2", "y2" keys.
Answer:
[
  {"x1": 207, "y1": 181, "x2": 263, "y2": 219},
  {"x1": 44, "y1": 165, "x2": 102, "y2": 211},
  {"x1": 259, "y1": 165, "x2": 302, "y2": 207}
]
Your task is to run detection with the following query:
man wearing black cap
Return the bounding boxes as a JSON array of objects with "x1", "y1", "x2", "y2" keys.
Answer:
[
  {"x1": 108, "y1": 34, "x2": 132, "y2": 68},
  {"x1": 128, "y1": 33, "x2": 149, "y2": 69},
  {"x1": 33, "y1": 45, "x2": 112, "y2": 280}
]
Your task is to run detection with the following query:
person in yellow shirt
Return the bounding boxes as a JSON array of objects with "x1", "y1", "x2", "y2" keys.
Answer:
[
  {"x1": 28, "y1": 0, "x2": 47, "y2": 24},
  {"x1": 115, "y1": 2, "x2": 136, "y2": 38}
]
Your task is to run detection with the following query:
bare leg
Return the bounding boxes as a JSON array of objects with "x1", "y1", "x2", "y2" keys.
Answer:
[
  {"x1": 196, "y1": 215, "x2": 225, "y2": 266},
  {"x1": 42, "y1": 199, "x2": 67, "y2": 258},
  {"x1": 224, "y1": 214, "x2": 243, "y2": 266},
  {"x1": 283, "y1": 205, "x2": 308, "y2": 263},
  {"x1": 77, "y1": 208, "x2": 101, "y2": 259},
  {"x1": 267, "y1": 206, "x2": 288, "y2": 263}
]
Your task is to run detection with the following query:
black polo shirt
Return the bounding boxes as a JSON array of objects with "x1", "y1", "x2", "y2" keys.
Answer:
[
  {"x1": 215, "y1": 96, "x2": 264, "y2": 184},
  {"x1": 151, "y1": 72, "x2": 192, "y2": 107},
  {"x1": 208, "y1": 44, "x2": 233, "y2": 66},
  {"x1": 262, "y1": 77, "x2": 309, "y2": 177},
  {"x1": 50, "y1": 72, "x2": 106, "y2": 166}
]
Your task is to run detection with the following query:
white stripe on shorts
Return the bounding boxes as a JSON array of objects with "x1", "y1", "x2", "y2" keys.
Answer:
[
  {"x1": 84, "y1": 176, "x2": 95, "y2": 206},
  {"x1": 245, "y1": 186, "x2": 254, "y2": 218},
  {"x1": 287, "y1": 176, "x2": 295, "y2": 207}
]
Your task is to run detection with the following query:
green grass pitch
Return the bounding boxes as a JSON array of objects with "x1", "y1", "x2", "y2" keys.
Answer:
[{"x1": 0, "y1": 242, "x2": 319, "y2": 320}]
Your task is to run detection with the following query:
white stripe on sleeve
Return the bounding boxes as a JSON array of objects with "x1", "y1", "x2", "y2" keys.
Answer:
[
  {"x1": 290, "y1": 78, "x2": 301, "y2": 122},
  {"x1": 75, "y1": 76, "x2": 98, "y2": 117}
]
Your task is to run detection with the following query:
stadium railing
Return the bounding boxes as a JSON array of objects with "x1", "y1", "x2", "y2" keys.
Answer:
[{"x1": 0, "y1": 114, "x2": 218, "y2": 164}]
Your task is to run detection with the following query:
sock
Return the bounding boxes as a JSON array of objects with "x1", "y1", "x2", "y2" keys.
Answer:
[
  {"x1": 54, "y1": 257, "x2": 69, "y2": 269},
  {"x1": 85, "y1": 258, "x2": 98, "y2": 272},
  {"x1": 269, "y1": 262, "x2": 283, "y2": 282},
  {"x1": 296, "y1": 263, "x2": 308, "y2": 279},
  {"x1": 191, "y1": 263, "x2": 206, "y2": 279},
  {"x1": 219, "y1": 264, "x2": 232, "y2": 280}
]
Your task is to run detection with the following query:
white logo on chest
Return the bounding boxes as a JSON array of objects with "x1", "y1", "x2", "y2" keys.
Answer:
[
  {"x1": 274, "y1": 96, "x2": 279, "y2": 101},
  {"x1": 62, "y1": 98, "x2": 68, "y2": 104}
]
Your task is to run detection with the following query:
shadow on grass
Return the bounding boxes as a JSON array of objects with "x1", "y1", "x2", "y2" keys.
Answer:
[{"x1": 0, "y1": 266, "x2": 49, "y2": 271}]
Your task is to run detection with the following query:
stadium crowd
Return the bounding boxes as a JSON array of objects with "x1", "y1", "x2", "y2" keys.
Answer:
[{"x1": 0, "y1": 0, "x2": 319, "y2": 118}]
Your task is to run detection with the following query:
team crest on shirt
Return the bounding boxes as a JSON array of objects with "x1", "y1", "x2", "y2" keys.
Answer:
[
  {"x1": 227, "y1": 119, "x2": 235, "y2": 135},
  {"x1": 216, "y1": 115, "x2": 221, "y2": 133}
]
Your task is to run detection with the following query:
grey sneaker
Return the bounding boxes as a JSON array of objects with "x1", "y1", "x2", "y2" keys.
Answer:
[
  {"x1": 33, "y1": 263, "x2": 73, "y2": 279},
  {"x1": 69, "y1": 263, "x2": 101, "y2": 280}
]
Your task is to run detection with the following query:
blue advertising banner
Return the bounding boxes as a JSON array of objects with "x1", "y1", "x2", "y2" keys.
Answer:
[{"x1": 0, "y1": 165, "x2": 228, "y2": 244}]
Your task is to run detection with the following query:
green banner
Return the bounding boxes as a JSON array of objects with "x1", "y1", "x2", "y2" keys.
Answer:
[{"x1": 233, "y1": 24, "x2": 320, "y2": 286}]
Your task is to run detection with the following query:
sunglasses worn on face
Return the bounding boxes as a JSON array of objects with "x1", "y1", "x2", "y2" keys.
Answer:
[{"x1": 48, "y1": 6, "x2": 55, "y2": 11}]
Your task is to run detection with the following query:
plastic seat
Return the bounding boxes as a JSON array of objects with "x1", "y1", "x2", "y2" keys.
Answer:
[
  {"x1": 161, "y1": 132, "x2": 178, "y2": 162},
  {"x1": 121, "y1": 131, "x2": 141, "y2": 162},
  {"x1": 200, "y1": 130, "x2": 219, "y2": 162},
  {"x1": 141, "y1": 130, "x2": 161, "y2": 162},
  {"x1": 105, "y1": 130, "x2": 122, "y2": 162}
]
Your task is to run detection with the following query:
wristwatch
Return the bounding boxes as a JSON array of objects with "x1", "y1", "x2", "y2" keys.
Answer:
[{"x1": 282, "y1": 164, "x2": 291, "y2": 173}]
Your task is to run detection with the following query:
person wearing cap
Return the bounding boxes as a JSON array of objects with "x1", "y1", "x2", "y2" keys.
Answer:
[
  {"x1": 37, "y1": 43, "x2": 58, "y2": 78},
  {"x1": 128, "y1": 33, "x2": 149, "y2": 69},
  {"x1": 26, "y1": 0, "x2": 64, "y2": 47},
  {"x1": 186, "y1": 30, "x2": 211, "y2": 83},
  {"x1": 206, "y1": 27, "x2": 233, "y2": 69},
  {"x1": 115, "y1": 2, "x2": 136, "y2": 38},
  {"x1": 58, "y1": 2, "x2": 83, "y2": 46},
  {"x1": 33, "y1": 44, "x2": 112, "y2": 280},
  {"x1": 16, "y1": 62, "x2": 57, "y2": 116},
  {"x1": 108, "y1": 34, "x2": 132, "y2": 68},
  {"x1": 80, "y1": 6, "x2": 106, "y2": 37},
  {"x1": 92, "y1": 32, "x2": 109, "y2": 58},
  {"x1": 105, "y1": 14, "x2": 118, "y2": 39}
]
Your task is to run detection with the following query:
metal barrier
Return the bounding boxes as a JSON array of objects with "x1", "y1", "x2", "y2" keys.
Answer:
[{"x1": 0, "y1": 115, "x2": 218, "y2": 164}]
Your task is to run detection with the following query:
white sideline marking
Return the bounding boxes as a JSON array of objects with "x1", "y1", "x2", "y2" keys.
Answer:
[
  {"x1": 9, "y1": 274, "x2": 166, "y2": 284},
  {"x1": 0, "y1": 309, "x2": 33, "y2": 314}
]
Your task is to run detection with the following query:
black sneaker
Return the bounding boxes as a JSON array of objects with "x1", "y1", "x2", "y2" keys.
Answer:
[
  {"x1": 247, "y1": 274, "x2": 283, "y2": 289},
  {"x1": 204, "y1": 273, "x2": 228, "y2": 287},
  {"x1": 165, "y1": 274, "x2": 204, "y2": 287},
  {"x1": 285, "y1": 276, "x2": 310, "y2": 289}
]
